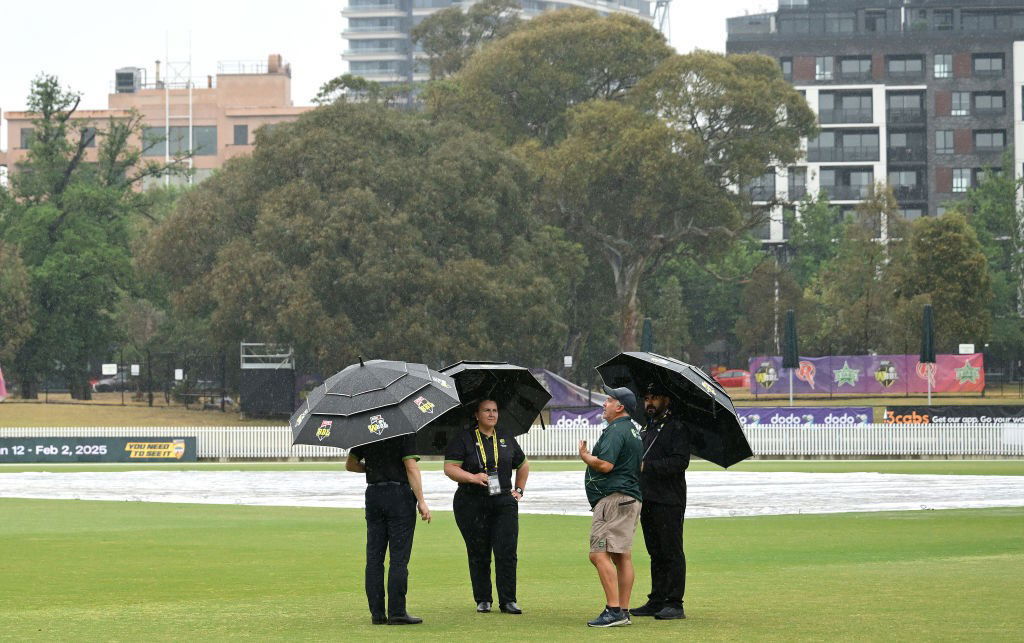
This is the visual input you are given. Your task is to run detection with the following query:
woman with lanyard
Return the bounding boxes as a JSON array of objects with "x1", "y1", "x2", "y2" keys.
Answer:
[{"x1": 443, "y1": 398, "x2": 529, "y2": 615}]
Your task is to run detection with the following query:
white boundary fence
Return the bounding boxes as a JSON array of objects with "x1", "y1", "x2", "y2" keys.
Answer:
[{"x1": 2, "y1": 424, "x2": 1023, "y2": 459}]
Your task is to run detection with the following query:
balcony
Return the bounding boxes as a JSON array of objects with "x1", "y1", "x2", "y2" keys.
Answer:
[
  {"x1": 788, "y1": 184, "x2": 808, "y2": 200},
  {"x1": 837, "y1": 71, "x2": 873, "y2": 83},
  {"x1": 891, "y1": 185, "x2": 926, "y2": 200},
  {"x1": 807, "y1": 146, "x2": 879, "y2": 162},
  {"x1": 887, "y1": 70, "x2": 924, "y2": 81},
  {"x1": 886, "y1": 108, "x2": 925, "y2": 125},
  {"x1": 823, "y1": 185, "x2": 871, "y2": 201},
  {"x1": 746, "y1": 186, "x2": 776, "y2": 201},
  {"x1": 887, "y1": 146, "x2": 926, "y2": 162},
  {"x1": 974, "y1": 107, "x2": 1006, "y2": 118},
  {"x1": 819, "y1": 108, "x2": 873, "y2": 124},
  {"x1": 973, "y1": 69, "x2": 1004, "y2": 78}
]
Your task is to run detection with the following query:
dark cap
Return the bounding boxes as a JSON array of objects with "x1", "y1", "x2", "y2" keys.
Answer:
[
  {"x1": 602, "y1": 385, "x2": 637, "y2": 416},
  {"x1": 644, "y1": 381, "x2": 669, "y2": 397}
]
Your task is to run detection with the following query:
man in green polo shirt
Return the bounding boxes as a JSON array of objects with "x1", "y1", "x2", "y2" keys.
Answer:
[{"x1": 578, "y1": 385, "x2": 643, "y2": 627}]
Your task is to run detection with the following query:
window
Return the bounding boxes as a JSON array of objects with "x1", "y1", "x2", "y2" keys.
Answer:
[
  {"x1": 890, "y1": 132, "x2": 908, "y2": 148},
  {"x1": 962, "y1": 12, "x2": 997, "y2": 31},
  {"x1": 935, "y1": 130, "x2": 953, "y2": 154},
  {"x1": 889, "y1": 170, "x2": 918, "y2": 186},
  {"x1": 824, "y1": 12, "x2": 855, "y2": 33},
  {"x1": 746, "y1": 171, "x2": 776, "y2": 200},
  {"x1": 81, "y1": 127, "x2": 97, "y2": 148},
  {"x1": 933, "y1": 10, "x2": 953, "y2": 31},
  {"x1": 839, "y1": 57, "x2": 871, "y2": 78},
  {"x1": 865, "y1": 10, "x2": 887, "y2": 32},
  {"x1": 974, "y1": 92, "x2": 1005, "y2": 113},
  {"x1": 788, "y1": 167, "x2": 807, "y2": 199},
  {"x1": 815, "y1": 56, "x2": 833, "y2": 81},
  {"x1": 887, "y1": 56, "x2": 923, "y2": 76},
  {"x1": 899, "y1": 208, "x2": 924, "y2": 221},
  {"x1": 934, "y1": 54, "x2": 951, "y2": 79},
  {"x1": 974, "y1": 130, "x2": 1006, "y2": 150},
  {"x1": 952, "y1": 92, "x2": 970, "y2": 116},
  {"x1": 888, "y1": 93, "x2": 922, "y2": 110},
  {"x1": 973, "y1": 54, "x2": 1004, "y2": 76},
  {"x1": 779, "y1": 17, "x2": 810, "y2": 34},
  {"x1": 233, "y1": 124, "x2": 249, "y2": 146},
  {"x1": 142, "y1": 126, "x2": 217, "y2": 157},
  {"x1": 19, "y1": 128, "x2": 34, "y2": 149},
  {"x1": 780, "y1": 57, "x2": 792, "y2": 81},
  {"x1": 952, "y1": 168, "x2": 970, "y2": 193}
]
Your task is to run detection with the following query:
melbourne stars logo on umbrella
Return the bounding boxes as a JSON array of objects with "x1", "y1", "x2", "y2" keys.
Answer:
[
  {"x1": 834, "y1": 361, "x2": 860, "y2": 387},
  {"x1": 414, "y1": 396, "x2": 435, "y2": 413},
  {"x1": 955, "y1": 359, "x2": 980, "y2": 384},
  {"x1": 699, "y1": 380, "x2": 716, "y2": 398},
  {"x1": 367, "y1": 415, "x2": 388, "y2": 435},
  {"x1": 294, "y1": 406, "x2": 310, "y2": 428},
  {"x1": 316, "y1": 420, "x2": 332, "y2": 441}
]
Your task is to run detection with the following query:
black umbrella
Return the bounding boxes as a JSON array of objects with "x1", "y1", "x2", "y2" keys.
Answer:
[
  {"x1": 597, "y1": 351, "x2": 753, "y2": 468},
  {"x1": 290, "y1": 359, "x2": 461, "y2": 450},
  {"x1": 413, "y1": 361, "x2": 552, "y2": 455}
]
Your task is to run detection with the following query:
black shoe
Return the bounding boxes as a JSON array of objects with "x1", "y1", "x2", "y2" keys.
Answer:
[
  {"x1": 587, "y1": 607, "x2": 630, "y2": 627},
  {"x1": 371, "y1": 615, "x2": 388, "y2": 625},
  {"x1": 476, "y1": 601, "x2": 492, "y2": 613},
  {"x1": 500, "y1": 602, "x2": 522, "y2": 614},
  {"x1": 654, "y1": 605, "x2": 686, "y2": 620},
  {"x1": 387, "y1": 614, "x2": 423, "y2": 625},
  {"x1": 628, "y1": 602, "x2": 663, "y2": 617}
]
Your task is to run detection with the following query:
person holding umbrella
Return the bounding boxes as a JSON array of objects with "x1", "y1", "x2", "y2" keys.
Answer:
[
  {"x1": 628, "y1": 381, "x2": 690, "y2": 621},
  {"x1": 577, "y1": 386, "x2": 643, "y2": 628},
  {"x1": 443, "y1": 398, "x2": 529, "y2": 615},
  {"x1": 346, "y1": 433, "x2": 432, "y2": 625}
]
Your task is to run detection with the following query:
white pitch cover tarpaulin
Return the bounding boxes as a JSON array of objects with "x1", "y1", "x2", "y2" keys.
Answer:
[{"x1": 1, "y1": 470, "x2": 1023, "y2": 517}]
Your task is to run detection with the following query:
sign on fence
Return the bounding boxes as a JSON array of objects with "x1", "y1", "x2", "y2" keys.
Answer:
[
  {"x1": 749, "y1": 353, "x2": 985, "y2": 395},
  {"x1": 884, "y1": 405, "x2": 1024, "y2": 425},
  {"x1": 738, "y1": 407, "x2": 872, "y2": 426},
  {"x1": 550, "y1": 408, "x2": 603, "y2": 429},
  {"x1": 0, "y1": 437, "x2": 197, "y2": 463}
]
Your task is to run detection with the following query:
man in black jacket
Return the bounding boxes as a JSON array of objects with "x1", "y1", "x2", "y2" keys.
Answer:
[{"x1": 629, "y1": 382, "x2": 689, "y2": 620}]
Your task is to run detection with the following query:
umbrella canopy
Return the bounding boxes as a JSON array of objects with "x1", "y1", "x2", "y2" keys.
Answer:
[
  {"x1": 597, "y1": 352, "x2": 753, "y2": 468},
  {"x1": 290, "y1": 359, "x2": 461, "y2": 450},
  {"x1": 413, "y1": 361, "x2": 552, "y2": 456}
]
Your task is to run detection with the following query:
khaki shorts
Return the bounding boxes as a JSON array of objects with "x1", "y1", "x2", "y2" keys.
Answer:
[{"x1": 589, "y1": 492, "x2": 641, "y2": 554}]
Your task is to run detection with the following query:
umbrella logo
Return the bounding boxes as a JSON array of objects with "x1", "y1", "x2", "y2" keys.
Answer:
[
  {"x1": 367, "y1": 415, "x2": 388, "y2": 435},
  {"x1": 294, "y1": 406, "x2": 309, "y2": 428},
  {"x1": 700, "y1": 380, "x2": 716, "y2": 398},
  {"x1": 316, "y1": 420, "x2": 332, "y2": 441},
  {"x1": 414, "y1": 396, "x2": 435, "y2": 414},
  {"x1": 431, "y1": 376, "x2": 452, "y2": 388}
]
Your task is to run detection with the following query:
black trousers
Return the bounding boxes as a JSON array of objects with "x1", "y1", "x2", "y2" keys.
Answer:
[
  {"x1": 364, "y1": 484, "x2": 417, "y2": 618},
  {"x1": 640, "y1": 501, "x2": 686, "y2": 607},
  {"x1": 453, "y1": 489, "x2": 519, "y2": 604}
]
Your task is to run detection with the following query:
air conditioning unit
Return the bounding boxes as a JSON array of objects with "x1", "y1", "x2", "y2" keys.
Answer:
[{"x1": 115, "y1": 67, "x2": 143, "y2": 93}]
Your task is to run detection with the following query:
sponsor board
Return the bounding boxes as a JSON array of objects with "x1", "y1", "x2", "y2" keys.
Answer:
[
  {"x1": 883, "y1": 405, "x2": 1024, "y2": 425},
  {"x1": 738, "y1": 407, "x2": 872, "y2": 426},
  {"x1": 749, "y1": 354, "x2": 985, "y2": 395},
  {"x1": 550, "y1": 408, "x2": 603, "y2": 429},
  {"x1": 0, "y1": 437, "x2": 197, "y2": 463}
]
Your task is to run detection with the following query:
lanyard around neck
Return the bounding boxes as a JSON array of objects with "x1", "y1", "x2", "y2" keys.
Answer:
[{"x1": 475, "y1": 428, "x2": 498, "y2": 471}]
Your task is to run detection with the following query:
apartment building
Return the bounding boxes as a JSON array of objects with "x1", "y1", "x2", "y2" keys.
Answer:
[
  {"x1": 726, "y1": 0, "x2": 1024, "y2": 243},
  {"x1": 1, "y1": 54, "x2": 313, "y2": 186},
  {"x1": 343, "y1": 0, "x2": 654, "y2": 84}
]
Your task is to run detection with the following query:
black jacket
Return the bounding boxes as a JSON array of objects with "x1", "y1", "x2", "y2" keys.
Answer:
[{"x1": 639, "y1": 409, "x2": 690, "y2": 507}]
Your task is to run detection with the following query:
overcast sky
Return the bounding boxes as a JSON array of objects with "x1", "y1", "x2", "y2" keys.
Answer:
[{"x1": 0, "y1": 0, "x2": 774, "y2": 150}]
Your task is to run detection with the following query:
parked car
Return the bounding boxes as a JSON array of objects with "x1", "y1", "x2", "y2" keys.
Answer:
[
  {"x1": 92, "y1": 372, "x2": 132, "y2": 392},
  {"x1": 713, "y1": 369, "x2": 750, "y2": 388}
]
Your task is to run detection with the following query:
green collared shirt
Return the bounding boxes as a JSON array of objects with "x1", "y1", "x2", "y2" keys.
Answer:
[{"x1": 584, "y1": 416, "x2": 643, "y2": 509}]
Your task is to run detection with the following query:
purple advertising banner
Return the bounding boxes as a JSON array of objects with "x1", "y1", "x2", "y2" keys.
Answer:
[
  {"x1": 550, "y1": 408, "x2": 603, "y2": 429},
  {"x1": 748, "y1": 354, "x2": 985, "y2": 395},
  {"x1": 738, "y1": 407, "x2": 873, "y2": 427}
]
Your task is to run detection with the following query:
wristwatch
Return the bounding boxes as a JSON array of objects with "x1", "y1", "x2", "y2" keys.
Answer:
[{"x1": 514, "y1": 487, "x2": 524, "y2": 496}]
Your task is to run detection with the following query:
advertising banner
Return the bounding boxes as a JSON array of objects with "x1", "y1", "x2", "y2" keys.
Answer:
[
  {"x1": 883, "y1": 405, "x2": 1024, "y2": 425},
  {"x1": 738, "y1": 407, "x2": 872, "y2": 427},
  {"x1": 749, "y1": 354, "x2": 985, "y2": 395},
  {"x1": 0, "y1": 437, "x2": 197, "y2": 463},
  {"x1": 550, "y1": 408, "x2": 603, "y2": 429}
]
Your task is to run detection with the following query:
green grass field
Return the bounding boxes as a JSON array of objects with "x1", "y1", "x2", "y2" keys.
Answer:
[{"x1": 1, "y1": 498, "x2": 1021, "y2": 641}]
